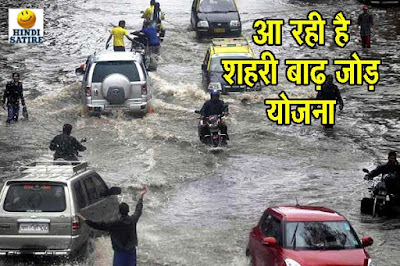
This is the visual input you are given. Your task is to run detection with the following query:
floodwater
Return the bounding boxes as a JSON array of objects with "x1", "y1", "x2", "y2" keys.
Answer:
[{"x1": 0, "y1": 0, "x2": 400, "y2": 265}]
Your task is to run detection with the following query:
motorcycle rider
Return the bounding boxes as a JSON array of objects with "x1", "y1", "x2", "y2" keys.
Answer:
[
  {"x1": 364, "y1": 151, "x2": 400, "y2": 197},
  {"x1": 49, "y1": 124, "x2": 86, "y2": 162},
  {"x1": 199, "y1": 90, "x2": 228, "y2": 143}
]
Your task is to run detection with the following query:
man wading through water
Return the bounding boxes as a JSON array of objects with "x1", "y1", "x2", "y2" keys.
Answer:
[
  {"x1": 77, "y1": 187, "x2": 148, "y2": 266},
  {"x1": 357, "y1": 5, "x2": 374, "y2": 48},
  {"x1": 2, "y1": 72, "x2": 26, "y2": 124}
]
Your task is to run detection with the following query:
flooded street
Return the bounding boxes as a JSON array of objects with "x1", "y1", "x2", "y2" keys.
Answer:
[{"x1": 1, "y1": 0, "x2": 400, "y2": 265}]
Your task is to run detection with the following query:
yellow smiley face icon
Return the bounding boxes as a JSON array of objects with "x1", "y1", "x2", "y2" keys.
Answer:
[{"x1": 17, "y1": 9, "x2": 36, "y2": 29}]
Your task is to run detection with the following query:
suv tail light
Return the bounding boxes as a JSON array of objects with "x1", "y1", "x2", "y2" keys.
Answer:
[
  {"x1": 141, "y1": 84, "x2": 147, "y2": 95},
  {"x1": 72, "y1": 215, "x2": 80, "y2": 231},
  {"x1": 85, "y1": 86, "x2": 91, "y2": 97}
]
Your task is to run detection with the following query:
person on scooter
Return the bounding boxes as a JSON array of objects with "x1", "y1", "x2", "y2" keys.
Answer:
[
  {"x1": 199, "y1": 90, "x2": 228, "y2": 143},
  {"x1": 142, "y1": 0, "x2": 156, "y2": 24},
  {"x1": 152, "y1": 2, "x2": 166, "y2": 38},
  {"x1": 141, "y1": 20, "x2": 160, "y2": 53},
  {"x1": 364, "y1": 151, "x2": 400, "y2": 196},
  {"x1": 49, "y1": 124, "x2": 86, "y2": 162}
]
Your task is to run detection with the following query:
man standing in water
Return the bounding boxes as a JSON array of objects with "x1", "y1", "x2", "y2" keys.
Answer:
[
  {"x1": 357, "y1": 5, "x2": 374, "y2": 48},
  {"x1": 316, "y1": 74, "x2": 344, "y2": 129},
  {"x1": 49, "y1": 124, "x2": 86, "y2": 162},
  {"x1": 106, "y1": 20, "x2": 134, "y2": 51},
  {"x1": 77, "y1": 187, "x2": 148, "y2": 266},
  {"x1": 2, "y1": 72, "x2": 26, "y2": 124}
]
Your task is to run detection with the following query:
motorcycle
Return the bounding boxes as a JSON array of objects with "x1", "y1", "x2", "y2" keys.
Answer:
[
  {"x1": 195, "y1": 105, "x2": 229, "y2": 148},
  {"x1": 131, "y1": 31, "x2": 158, "y2": 71},
  {"x1": 361, "y1": 168, "x2": 400, "y2": 217}
]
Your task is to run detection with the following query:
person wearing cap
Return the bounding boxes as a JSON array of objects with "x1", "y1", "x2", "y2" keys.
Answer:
[
  {"x1": 315, "y1": 74, "x2": 344, "y2": 129},
  {"x1": 357, "y1": 5, "x2": 374, "y2": 48},
  {"x1": 106, "y1": 20, "x2": 134, "y2": 51},
  {"x1": 199, "y1": 90, "x2": 229, "y2": 143},
  {"x1": 2, "y1": 72, "x2": 26, "y2": 124},
  {"x1": 77, "y1": 187, "x2": 148, "y2": 266},
  {"x1": 49, "y1": 124, "x2": 86, "y2": 161}
]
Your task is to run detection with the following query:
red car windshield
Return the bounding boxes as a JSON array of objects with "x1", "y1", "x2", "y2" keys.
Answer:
[{"x1": 285, "y1": 221, "x2": 361, "y2": 250}]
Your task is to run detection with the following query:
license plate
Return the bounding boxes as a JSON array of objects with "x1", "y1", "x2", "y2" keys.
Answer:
[
  {"x1": 214, "y1": 28, "x2": 225, "y2": 33},
  {"x1": 19, "y1": 223, "x2": 49, "y2": 233}
]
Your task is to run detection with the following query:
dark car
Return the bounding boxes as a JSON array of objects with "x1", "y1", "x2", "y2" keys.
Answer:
[
  {"x1": 191, "y1": 0, "x2": 242, "y2": 40},
  {"x1": 359, "y1": 0, "x2": 400, "y2": 6}
]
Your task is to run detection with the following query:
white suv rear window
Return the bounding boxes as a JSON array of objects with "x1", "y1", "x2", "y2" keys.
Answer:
[
  {"x1": 4, "y1": 183, "x2": 66, "y2": 212},
  {"x1": 92, "y1": 61, "x2": 140, "y2": 82}
]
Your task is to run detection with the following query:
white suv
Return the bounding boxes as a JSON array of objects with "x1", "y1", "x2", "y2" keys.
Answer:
[{"x1": 79, "y1": 51, "x2": 152, "y2": 116}]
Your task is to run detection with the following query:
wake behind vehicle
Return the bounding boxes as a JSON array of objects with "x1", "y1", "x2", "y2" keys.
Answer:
[
  {"x1": 361, "y1": 168, "x2": 400, "y2": 217},
  {"x1": 191, "y1": 0, "x2": 241, "y2": 40},
  {"x1": 0, "y1": 161, "x2": 121, "y2": 256},
  {"x1": 202, "y1": 37, "x2": 261, "y2": 93},
  {"x1": 246, "y1": 205, "x2": 374, "y2": 266},
  {"x1": 77, "y1": 51, "x2": 152, "y2": 116}
]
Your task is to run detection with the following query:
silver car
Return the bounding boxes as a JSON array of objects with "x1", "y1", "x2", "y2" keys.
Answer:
[
  {"x1": 79, "y1": 51, "x2": 152, "y2": 116},
  {"x1": 0, "y1": 161, "x2": 121, "y2": 256}
]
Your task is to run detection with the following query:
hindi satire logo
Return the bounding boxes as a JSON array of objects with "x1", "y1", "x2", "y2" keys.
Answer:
[{"x1": 9, "y1": 9, "x2": 44, "y2": 44}]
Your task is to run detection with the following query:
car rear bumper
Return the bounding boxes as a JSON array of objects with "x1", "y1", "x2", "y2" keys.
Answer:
[
  {"x1": 0, "y1": 249, "x2": 72, "y2": 256},
  {"x1": 197, "y1": 27, "x2": 241, "y2": 37},
  {"x1": 367, "y1": 0, "x2": 400, "y2": 4},
  {"x1": 87, "y1": 99, "x2": 149, "y2": 113},
  {"x1": 0, "y1": 234, "x2": 81, "y2": 256}
]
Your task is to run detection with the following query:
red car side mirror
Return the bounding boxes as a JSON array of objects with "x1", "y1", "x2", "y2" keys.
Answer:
[
  {"x1": 362, "y1": 236, "x2": 373, "y2": 247},
  {"x1": 262, "y1": 237, "x2": 277, "y2": 246}
]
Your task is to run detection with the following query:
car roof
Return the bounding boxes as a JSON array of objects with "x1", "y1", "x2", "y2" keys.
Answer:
[
  {"x1": 6, "y1": 162, "x2": 92, "y2": 184},
  {"x1": 93, "y1": 51, "x2": 142, "y2": 62},
  {"x1": 268, "y1": 205, "x2": 347, "y2": 222},
  {"x1": 210, "y1": 37, "x2": 254, "y2": 56}
]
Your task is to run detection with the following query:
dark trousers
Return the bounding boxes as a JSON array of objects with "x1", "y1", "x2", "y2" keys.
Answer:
[
  {"x1": 114, "y1": 46, "x2": 126, "y2": 52},
  {"x1": 7, "y1": 105, "x2": 19, "y2": 123},
  {"x1": 113, "y1": 248, "x2": 136, "y2": 266},
  {"x1": 361, "y1": 35, "x2": 371, "y2": 48}
]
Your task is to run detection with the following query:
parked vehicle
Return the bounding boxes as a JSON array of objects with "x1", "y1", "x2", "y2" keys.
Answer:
[
  {"x1": 202, "y1": 38, "x2": 260, "y2": 93},
  {"x1": 246, "y1": 205, "x2": 373, "y2": 266},
  {"x1": 191, "y1": 0, "x2": 242, "y2": 40},
  {"x1": 361, "y1": 169, "x2": 400, "y2": 217},
  {"x1": 358, "y1": 0, "x2": 400, "y2": 6},
  {"x1": 77, "y1": 51, "x2": 152, "y2": 116},
  {"x1": 0, "y1": 161, "x2": 121, "y2": 256}
]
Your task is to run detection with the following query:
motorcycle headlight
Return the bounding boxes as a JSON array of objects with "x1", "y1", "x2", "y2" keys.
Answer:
[
  {"x1": 197, "y1": 21, "x2": 209, "y2": 28},
  {"x1": 208, "y1": 82, "x2": 222, "y2": 91},
  {"x1": 285, "y1": 259, "x2": 302, "y2": 266},
  {"x1": 230, "y1": 20, "x2": 240, "y2": 28}
]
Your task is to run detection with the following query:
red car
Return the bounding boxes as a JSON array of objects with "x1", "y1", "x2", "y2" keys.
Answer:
[{"x1": 246, "y1": 205, "x2": 374, "y2": 266}]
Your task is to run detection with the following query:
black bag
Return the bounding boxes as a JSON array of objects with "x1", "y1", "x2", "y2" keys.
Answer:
[{"x1": 22, "y1": 106, "x2": 29, "y2": 119}]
